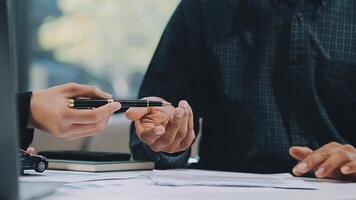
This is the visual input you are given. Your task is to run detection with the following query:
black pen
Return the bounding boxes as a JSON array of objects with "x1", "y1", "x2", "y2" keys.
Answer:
[{"x1": 67, "y1": 98, "x2": 171, "y2": 109}]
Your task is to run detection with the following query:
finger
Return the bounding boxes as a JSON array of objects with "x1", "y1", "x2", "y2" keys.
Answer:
[
  {"x1": 140, "y1": 126, "x2": 165, "y2": 145},
  {"x1": 151, "y1": 107, "x2": 184, "y2": 150},
  {"x1": 178, "y1": 108, "x2": 195, "y2": 151},
  {"x1": 134, "y1": 119, "x2": 149, "y2": 140},
  {"x1": 315, "y1": 150, "x2": 355, "y2": 178},
  {"x1": 125, "y1": 107, "x2": 149, "y2": 121},
  {"x1": 63, "y1": 83, "x2": 112, "y2": 99},
  {"x1": 134, "y1": 120, "x2": 163, "y2": 143},
  {"x1": 293, "y1": 151, "x2": 329, "y2": 176},
  {"x1": 289, "y1": 146, "x2": 314, "y2": 160},
  {"x1": 134, "y1": 120, "x2": 145, "y2": 139},
  {"x1": 292, "y1": 142, "x2": 342, "y2": 176},
  {"x1": 67, "y1": 118, "x2": 110, "y2": 140},
  {"x1": 64, "y1": 117, "x2": 113, "y2": 136},
  {"x1": 173, "y1": 101, "x2": 190, "y2": 144},
  {"x1": 59, "y1": 117, "x2": 108, "y2": 139},
  {"x1": 341, "y1": 160, "x2": 356, "y2": 175},
  {"x1": 66, "y1": 102, "x2": 121, "y2": 124},
  {"x1": 26, "y1": 147, "x2": 37, "y2": 156}
]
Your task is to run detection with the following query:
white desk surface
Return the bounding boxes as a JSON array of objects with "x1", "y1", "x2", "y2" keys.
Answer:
[{"x1": 21, "y1": 170, "x2": 356, "y2": 200}]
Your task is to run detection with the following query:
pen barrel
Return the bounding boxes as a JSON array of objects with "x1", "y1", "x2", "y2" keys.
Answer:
[
  {"x1": 116, "y1": 100, "x2": 162, "y2": 108},
  {"x1": 74, "y1": 99, "x2": 109, "y2": 108},
  {"x1": 69, "y1": 99, "x2": 165, "y2": 109}
]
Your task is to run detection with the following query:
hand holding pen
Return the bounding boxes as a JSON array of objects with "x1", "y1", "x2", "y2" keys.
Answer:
[
  {"x1": 125, "y1": 97, "x2": 195, "y2": 153},
  {"x1": 29, "y1": 83, "x2": 121, "y2": 140}
]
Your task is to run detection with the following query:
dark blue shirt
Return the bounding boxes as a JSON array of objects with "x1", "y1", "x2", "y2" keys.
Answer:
[{"x1": 130, "y1": 0, "x2": 356, "y2": 173}]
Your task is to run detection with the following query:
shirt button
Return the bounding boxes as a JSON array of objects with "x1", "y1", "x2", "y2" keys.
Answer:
[{"x1": 297, "y1": 13, "x2": 304, "y2": 22}]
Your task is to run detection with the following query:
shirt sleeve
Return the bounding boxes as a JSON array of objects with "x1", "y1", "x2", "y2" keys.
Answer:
[
  {"x1": 17, "y1": 92, "x2": 34, "y2": 150},
  {"x1": 129, "y1": 0, "x2": 204, "y2": 169}
]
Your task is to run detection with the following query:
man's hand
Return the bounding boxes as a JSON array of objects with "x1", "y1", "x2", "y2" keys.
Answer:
[
  {"x1": 125, "y1": 97, "x2": 195, "y2": 153},
  {"x1": 29, "y1": 83, "x2": 121, "y2": 140},
  {"x1": 290, "y1": 142, "x2": 356, "y2": 180}
]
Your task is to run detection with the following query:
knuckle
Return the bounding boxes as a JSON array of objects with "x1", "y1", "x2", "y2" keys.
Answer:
[
  {"x1": 343, "y1": 144, "x2": 355, "y2": 151},
  {"x1": 336, "y1": 150, "x2": 350, "y2": 160},
  {"x1": 304, "y1": 158, "x2": 317, "y2": 168},
  {"x1": 66, "y1": 82, "x2": 77, "y2": 88},
  {"x1": 329, "y1": 142, "x2": 341, "y2": 147},
  {"x1": 90, "y1": 85, "x2": 99, "y2": 92}
]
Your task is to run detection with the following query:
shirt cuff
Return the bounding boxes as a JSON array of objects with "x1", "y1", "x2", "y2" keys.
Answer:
[
  {"x1": 17, "y1": 92, "x2": 34, "y2": 149},
  {"x1": 141, "y1": 143, "x2": 191, "y2": 169}
]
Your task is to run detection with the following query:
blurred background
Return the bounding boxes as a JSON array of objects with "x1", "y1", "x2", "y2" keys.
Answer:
[{"x1": 17, "y1": 0, "x2": 188, "y2": 154}]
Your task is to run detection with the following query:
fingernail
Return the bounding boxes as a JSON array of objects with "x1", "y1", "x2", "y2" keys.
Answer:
[
  {"x1": 114, "y1": 102, "x2": 121, "y2": 110},
  {"x1": 294, "y1": 162, "x2": 308, "y2": 173},
  {"x1": 315, "y1": 167, "x2": 325, "y2": 178},
  {"x1": 180, "y1": 101, "x2": 188, "y2": 108},
  {"x1": 341, "y1": 166, "x2": 350, "y2": 174},
  {"x1": 176, "y1": 109, "x2": 184, "y2": 118}
]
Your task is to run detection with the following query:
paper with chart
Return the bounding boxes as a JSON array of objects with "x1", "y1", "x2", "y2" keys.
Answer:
[{"x1": 152, "y1": 169, "x2": 317, "y2": 190}]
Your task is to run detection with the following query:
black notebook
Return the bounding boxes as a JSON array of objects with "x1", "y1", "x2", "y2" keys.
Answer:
[{"x1": 38, "y1": 151, "x2": 131, "y2": 162}]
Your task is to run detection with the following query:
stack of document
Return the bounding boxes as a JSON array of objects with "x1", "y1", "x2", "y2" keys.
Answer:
[{"x1": 152, "y1": 169, "x2": 317, "y2": 190}]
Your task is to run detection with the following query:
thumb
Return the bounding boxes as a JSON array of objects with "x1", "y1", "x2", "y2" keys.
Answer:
[
  {"x1": 289, "y1": 146, "x2": 313, "y2": 161},
  {"x1": 125, "y1": 107, "x2": 149, "y2": 121}
]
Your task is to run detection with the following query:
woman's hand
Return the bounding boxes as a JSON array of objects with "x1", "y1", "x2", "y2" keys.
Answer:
[{"x1": 29, "y1": 83, "x2": 121, "y2": 140}]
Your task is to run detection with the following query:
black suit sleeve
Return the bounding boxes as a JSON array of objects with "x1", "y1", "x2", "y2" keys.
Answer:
[
  {"x1": 129, "y1": 0, "x2": 205, "y2": 169},
  {"x1": 17, "y1": 92, "x2": 34, "y2": 149}
]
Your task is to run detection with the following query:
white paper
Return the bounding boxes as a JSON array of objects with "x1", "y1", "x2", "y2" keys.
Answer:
[
  {"x1": 20, "y1": 170, "x2": 148, "y2": 183},
  {"x1": 152, "y1": 169, "x2": 317, "y2": 190}
]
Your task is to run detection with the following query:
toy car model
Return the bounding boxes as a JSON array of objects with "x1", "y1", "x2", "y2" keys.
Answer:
[{"x1": 19, "y1": 149, "x2": 48, "y2": 173}]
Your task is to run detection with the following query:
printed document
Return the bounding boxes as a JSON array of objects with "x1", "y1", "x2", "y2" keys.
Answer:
[{"x1": 152, "y1": 169, "x2": 317, "y2": 190}]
